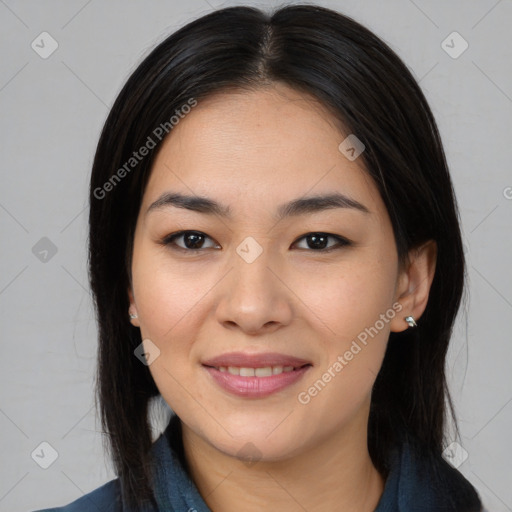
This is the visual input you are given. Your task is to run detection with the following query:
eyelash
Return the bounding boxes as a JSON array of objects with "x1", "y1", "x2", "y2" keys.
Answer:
[{"x1": 160, "y1": 230, "x2": 352, "y2": 253}]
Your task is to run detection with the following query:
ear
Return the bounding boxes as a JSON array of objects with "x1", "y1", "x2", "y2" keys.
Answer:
[
  {"x1": 390, "y1": 240, "x2": 437, "y2": 332},
  {"x1": 128, "y1": 287, "x2": 140, "y2": 327}
]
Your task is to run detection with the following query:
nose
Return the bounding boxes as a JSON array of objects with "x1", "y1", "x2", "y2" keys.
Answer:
[{"x1": 215, "y1": 247, "x2": 294, "y2": 336}]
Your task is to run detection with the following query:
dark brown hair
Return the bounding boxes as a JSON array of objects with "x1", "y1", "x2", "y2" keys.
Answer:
[{"x1": 89, "y1": 4, "x2": 468, "y2": 509}]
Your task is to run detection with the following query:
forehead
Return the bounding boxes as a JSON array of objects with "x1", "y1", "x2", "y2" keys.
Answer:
[{"x1": 142, "y1": 84, "x2": 383, "y2": 217}]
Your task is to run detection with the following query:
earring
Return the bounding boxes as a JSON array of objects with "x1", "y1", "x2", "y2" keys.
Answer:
[
  {"x1": 129, "y1": 311, "x2": 138, "y2": 319},
  {"x1": 404, "y1": 316, "x2": 417, "y2": 328}
]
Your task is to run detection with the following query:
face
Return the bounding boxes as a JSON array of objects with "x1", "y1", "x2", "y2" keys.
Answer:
[{"x1": 128, "y1": 84, "x2": 407, "y2": 461}]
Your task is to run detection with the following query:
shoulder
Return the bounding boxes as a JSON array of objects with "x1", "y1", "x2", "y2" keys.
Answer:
[
  {"x1": 32, "y1": 478, "x2": 122, "y2": 512},
  {"x1": 397, "y1": 441, "x2": 484, "y2": 511}
]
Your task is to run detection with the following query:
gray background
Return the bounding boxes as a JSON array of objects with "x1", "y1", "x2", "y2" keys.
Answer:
[{"x1": 1, "y1": 0, "x2": 511, "y2": 510}]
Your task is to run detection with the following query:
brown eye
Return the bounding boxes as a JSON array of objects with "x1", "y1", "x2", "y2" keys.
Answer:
[
  {"x1": 293, "y1": 232, "x2": 351, "y2": 251},
  {"x1": 163, "y1": 231, "x2": 220, "y2": 250}
]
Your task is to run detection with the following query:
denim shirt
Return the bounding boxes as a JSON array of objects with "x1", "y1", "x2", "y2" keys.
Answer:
[{"x1": 34, "y1": 414, "x2": 484, "y2": 512}]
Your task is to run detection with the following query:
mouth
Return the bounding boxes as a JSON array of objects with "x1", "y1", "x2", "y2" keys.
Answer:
[
  {"x1": 201, "y1": 352, "x2": 313, "y2": 398},
  {"x1": 205, "y1": 364, "x2": 310, "y2": 377},
  {"x1": 202, "y1": 351, "x2": 312, "y2": 369}
]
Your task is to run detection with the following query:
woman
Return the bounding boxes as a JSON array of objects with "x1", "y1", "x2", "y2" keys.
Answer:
[{"x1": 36, "y1": 4, "x2": 484, "y2": 511}]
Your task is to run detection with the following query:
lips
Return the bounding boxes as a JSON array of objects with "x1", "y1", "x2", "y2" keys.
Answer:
[
  {"x1": 202, "y1": 351, "x2": 312, "y2": 369},
  {"x1": 202, "y1": 352, "x2": 312, "y2": 398}
]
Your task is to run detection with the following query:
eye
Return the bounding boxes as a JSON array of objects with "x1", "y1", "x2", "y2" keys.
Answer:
[
  {"x1": 161, "y1": 230, "x2": 220, "y2": 251},
  {"x1": 292, "y1": 232, "x2": 351, "y2": 252},
  {"x1": 160, "y1": 230, "x2": 351, "y2": 253}
]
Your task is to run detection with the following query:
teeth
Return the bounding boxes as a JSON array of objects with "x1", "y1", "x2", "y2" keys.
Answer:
[
  {"x1": 255, "y1": 367, "x2": 272, "y2": 377},
  {"x1": 240, "y1": 367, "x2": 255, "y2": 377},
  {"x1": 217, "y1": 365, "x2": 298, "y2": 377}
]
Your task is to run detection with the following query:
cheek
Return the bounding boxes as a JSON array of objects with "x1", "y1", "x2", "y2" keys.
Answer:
[
  {"x1": 295, "y1": 268, "x2": 394, "y2": 431},
  {"x1": 294, "y1": 256, "x2": 396, "y2": 404},
  {"x1": 131, "y1": 252, "x2": 209, "y2": 412},
  {"x1": 297, "y1": 257, "x2": 397, "y2": 343},
  {"x1": 132, "y1": 245, "x2": 213, "y2": 342}
]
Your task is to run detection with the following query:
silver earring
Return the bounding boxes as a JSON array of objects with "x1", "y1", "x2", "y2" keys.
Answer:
[
  {"x1": 129, "y1": 311, "x2": 138, "y2": 319},
  {"x1": 405, "y1": 316, "x2": 417, "y2": 328}
]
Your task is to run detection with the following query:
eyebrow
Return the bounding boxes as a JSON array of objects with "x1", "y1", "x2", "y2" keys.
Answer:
[{"x1": 146, "y1": 191, "x2": 370, "y2": 220}]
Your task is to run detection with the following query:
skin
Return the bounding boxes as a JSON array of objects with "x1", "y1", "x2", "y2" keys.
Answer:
[{"x1": 128, "y1": 83, "x2": 437, "y2": 511}]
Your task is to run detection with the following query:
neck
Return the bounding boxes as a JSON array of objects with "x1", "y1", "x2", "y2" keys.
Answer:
[{"x1": 181, "y1": 409, "x2": 385, "y2": 512}]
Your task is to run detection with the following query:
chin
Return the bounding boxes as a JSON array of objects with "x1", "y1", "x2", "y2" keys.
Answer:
[{"x1": 202, "y1": 419, "x2": 308, "y2": 463}]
